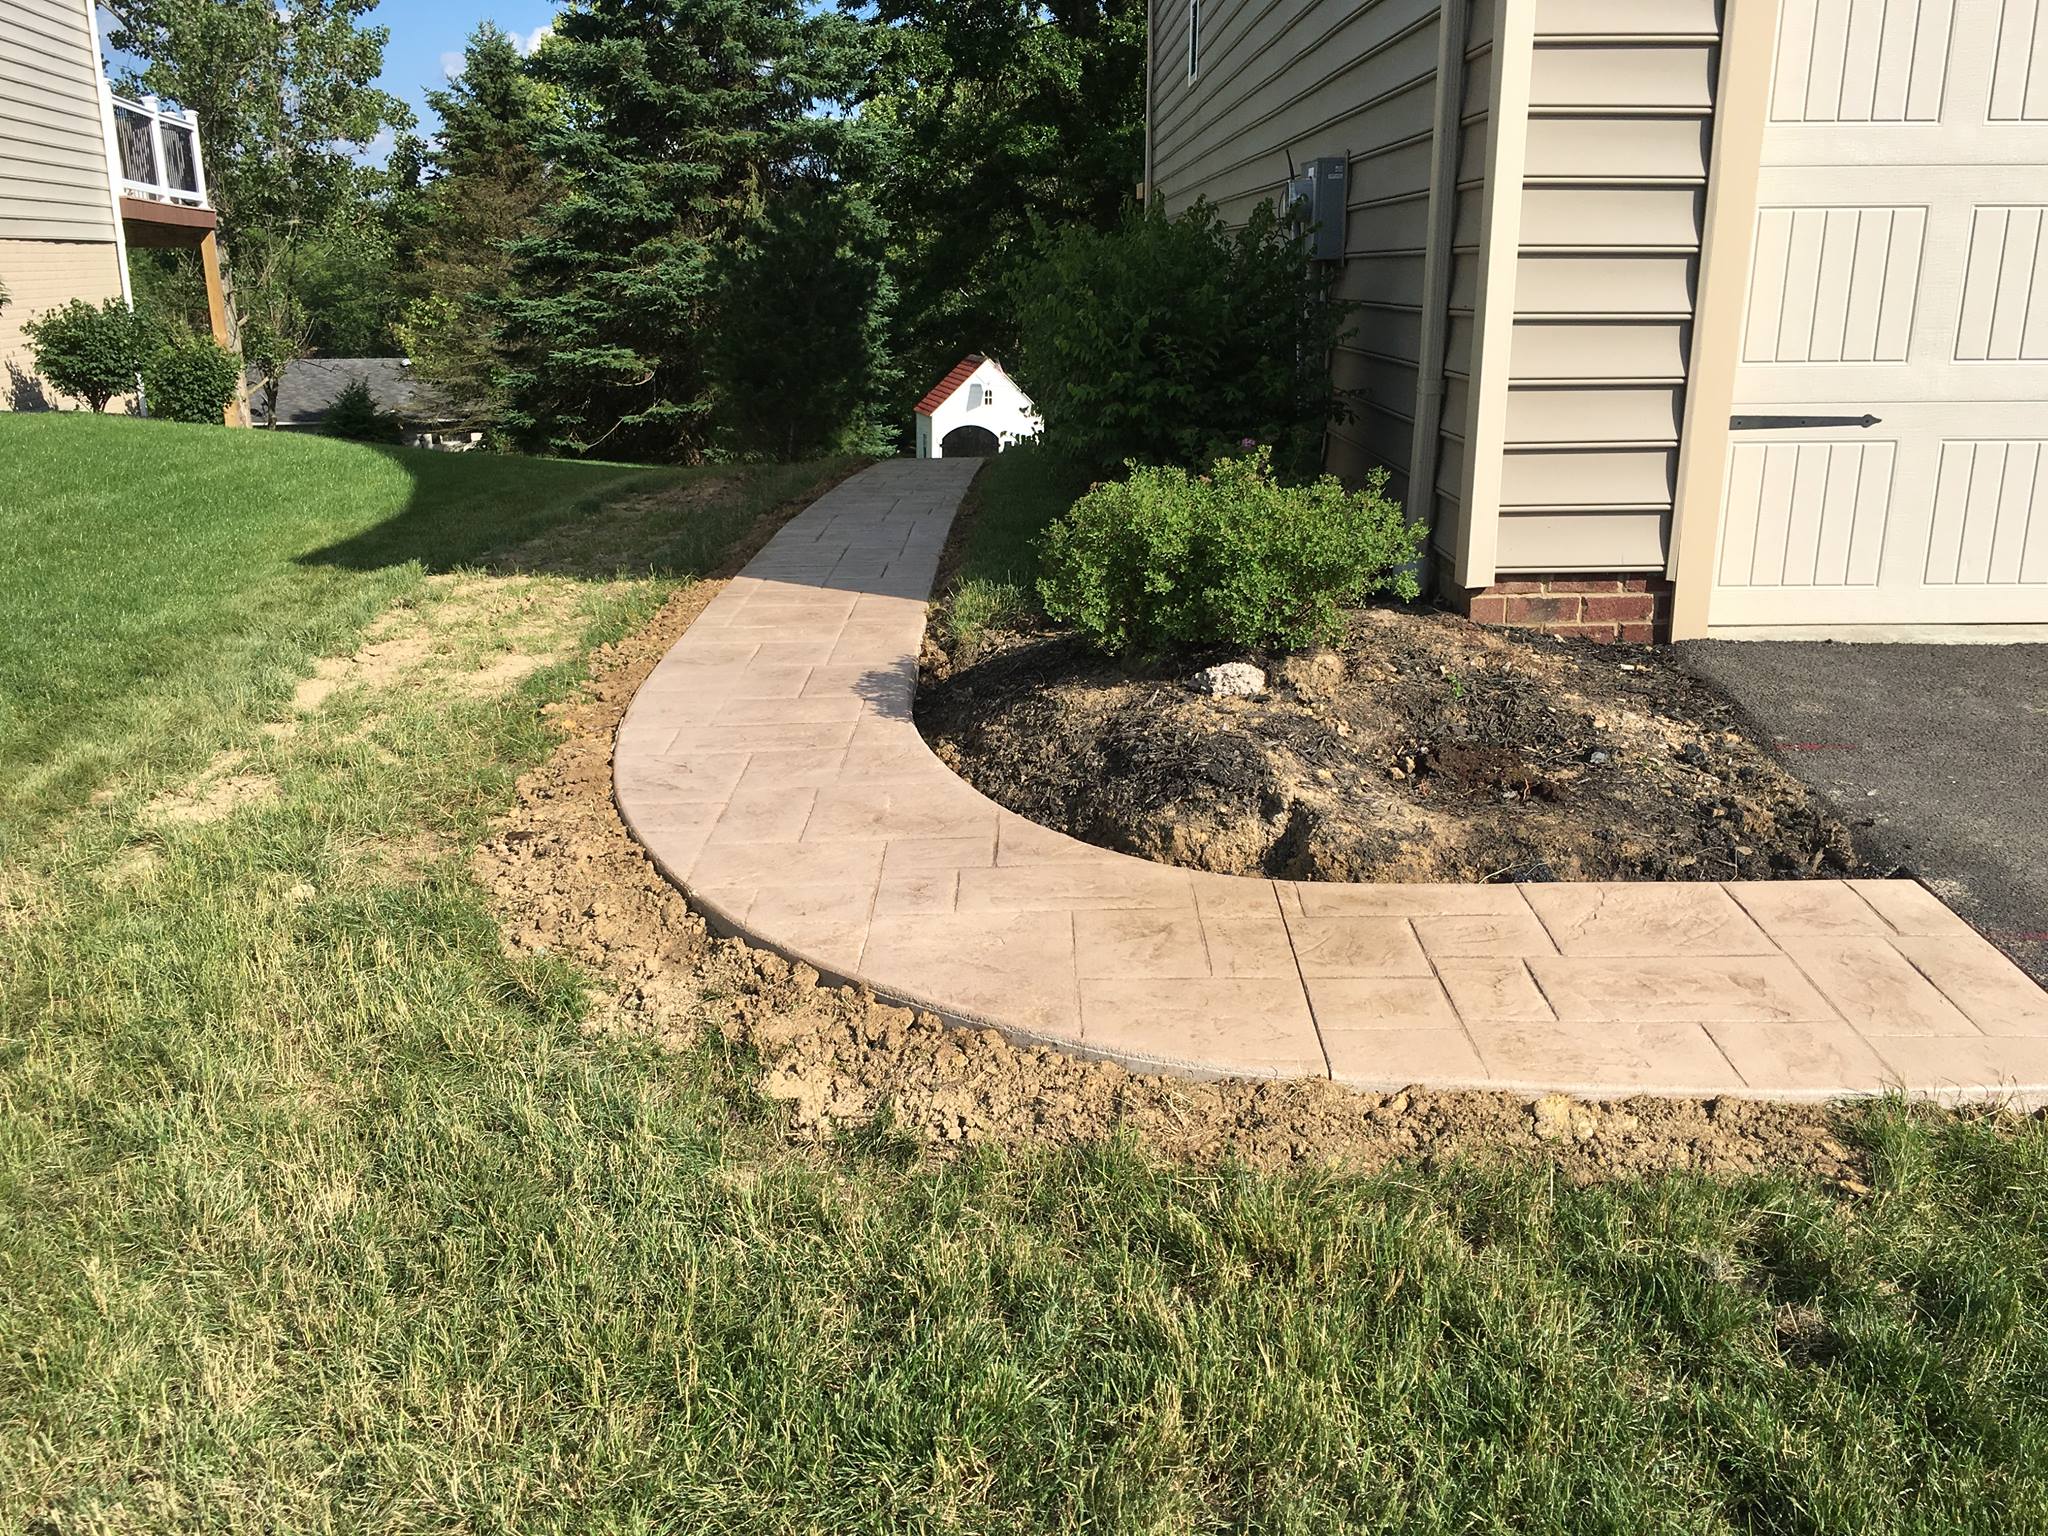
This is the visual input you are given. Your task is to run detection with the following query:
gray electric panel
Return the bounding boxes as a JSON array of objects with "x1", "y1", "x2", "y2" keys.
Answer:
[{"x1": 1286, "y1": 156, "x2": 1347, "y2": 262}]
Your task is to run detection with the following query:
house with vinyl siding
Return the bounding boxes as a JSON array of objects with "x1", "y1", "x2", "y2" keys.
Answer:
[
  {"x1": 1146, "y1": 0, "x2": 2048, "y2": 638},
  {"x1": 1, "y1": 0, "x2": 237, "y2": 418}
]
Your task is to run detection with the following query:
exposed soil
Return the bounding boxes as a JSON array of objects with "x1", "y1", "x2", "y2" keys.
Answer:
[
  {"x1": 145, "y1": 750, "x2": 279, "y2": 826},
  {"x1": 918, "y1": 608, "x2": 1876, "y2": 885},
  {"x1": 462, "y1": 476, "x2": 1911, "y2": 1187}
]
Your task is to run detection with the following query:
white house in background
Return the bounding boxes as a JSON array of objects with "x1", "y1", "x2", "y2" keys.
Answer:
[{"x1": 913, "y1": 354, "x2": 1040, "y2": 459}]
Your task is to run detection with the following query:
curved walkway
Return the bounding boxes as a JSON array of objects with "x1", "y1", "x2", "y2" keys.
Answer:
[{"x1": 616, "y1": 461, "x2": 2048, "y2": 1102}]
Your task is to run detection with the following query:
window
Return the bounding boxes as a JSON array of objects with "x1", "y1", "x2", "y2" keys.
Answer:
[
  {"x1": 968, "y1": 383, "x2": 985, "y2": 409},
  {"x1": 1187, "y1": 1, "x2": 1201, "y2": 83}
]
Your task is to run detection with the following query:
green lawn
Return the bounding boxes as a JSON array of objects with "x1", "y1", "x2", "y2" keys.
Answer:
[
  {"x1": 5, "y1": 416, "x2": 2048, "y2": 1532},
  {"x1": 0, "y1": 415, "x2": 834, "y2": 847},
  {"x1": 935, "y1": 442, "x2": 1077, "y2": 651}
]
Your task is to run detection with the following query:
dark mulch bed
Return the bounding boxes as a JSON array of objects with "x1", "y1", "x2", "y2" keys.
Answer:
[{"x1": 917, "y1": 605, "x2": 1887, "y2": 885}]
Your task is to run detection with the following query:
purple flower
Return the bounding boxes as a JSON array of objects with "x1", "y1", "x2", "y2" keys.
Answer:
[{"x1": 1240, "y1": 437, "x2": 1259, "y2": 449}]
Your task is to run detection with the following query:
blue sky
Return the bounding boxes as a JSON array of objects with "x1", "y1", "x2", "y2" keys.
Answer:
[
  {"x1": 373, "y1": 0, "x2": 561, "y2": 139},
  {"x1": 97, "y1": 1, "x2": 564, "y2": 161}
]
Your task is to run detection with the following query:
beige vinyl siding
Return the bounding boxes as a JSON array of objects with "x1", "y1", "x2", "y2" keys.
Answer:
[
  {"x1": 0, "y1": 0, "x2": 117, "y2": 242},
  {"x1": 1494, "y1": 5, "x2": 1721, "y2": 572},
  {"x1": 1149, "y1": 0, "x2": 1448, "y2": 507},
  {"x1": 0, "y1": 237, "x2": 125, "y2": 405}
]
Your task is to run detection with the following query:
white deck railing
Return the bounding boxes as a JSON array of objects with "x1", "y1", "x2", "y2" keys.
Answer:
[{"x1": 109, "y1": 94, "x2": 208, "y2": 210}]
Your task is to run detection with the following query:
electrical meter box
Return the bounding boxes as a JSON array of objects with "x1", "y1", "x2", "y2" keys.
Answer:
[{"x1": 1284, "y1": 156, "x2": 1348, "y2": 262}]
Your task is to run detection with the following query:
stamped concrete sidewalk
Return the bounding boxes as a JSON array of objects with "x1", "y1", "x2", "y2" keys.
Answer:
[{"x1": 614, "y1": 460, "x2": 2048, "y2": 1102}]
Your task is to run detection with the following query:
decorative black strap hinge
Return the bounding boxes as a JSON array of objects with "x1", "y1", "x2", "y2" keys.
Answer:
[{"x1": 1729, "y1": 413, "x2": 1883, "y2": 430}]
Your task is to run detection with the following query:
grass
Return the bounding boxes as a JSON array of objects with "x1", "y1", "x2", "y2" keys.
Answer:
[
  {"x1": 7, "y1": 415, "x2": 2048, "y2": 1531},
  {"x1": 937, "y1": 443, "x2": 1078, "y2": 650},
  {"x1": 0, "y1": 416, "x2": 838, "y2": 847}
]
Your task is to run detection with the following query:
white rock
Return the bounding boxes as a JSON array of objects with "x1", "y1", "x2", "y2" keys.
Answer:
[{"x1": 1190, "y1": 662, "x2": 1267, "y2": 699}]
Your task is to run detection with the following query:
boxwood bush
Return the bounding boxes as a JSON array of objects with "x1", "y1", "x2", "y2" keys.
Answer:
[{"x1": 1038, "y1": 449, "x2": 1423, "y2": 655}]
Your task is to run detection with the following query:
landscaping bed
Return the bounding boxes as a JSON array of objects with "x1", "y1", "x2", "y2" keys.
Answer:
[{"x1": 918, "y1": 465, "x2": 1874, "y2": 885}]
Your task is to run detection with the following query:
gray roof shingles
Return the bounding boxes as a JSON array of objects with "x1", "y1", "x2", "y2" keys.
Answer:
[{"x1": 252, "y1": 358, "x2": 463, "y2": 428}]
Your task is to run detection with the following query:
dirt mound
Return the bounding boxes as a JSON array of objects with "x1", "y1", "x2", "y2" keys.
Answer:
[
  {"x1": 467, "y1": 492, "x2": 1888, "y2": 1187},
  {"x1": 916, "y1": 607, "x2": 1869, "y2": 884}
]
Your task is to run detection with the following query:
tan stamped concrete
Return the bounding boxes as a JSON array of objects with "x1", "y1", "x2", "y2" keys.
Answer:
[{"x1": 615, "y1": 460, "x2": 2048, "y2": 1103}]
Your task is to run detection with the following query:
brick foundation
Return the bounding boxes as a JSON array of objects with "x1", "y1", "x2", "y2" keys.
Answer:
[{"x1": 1437, "y1": 563, "x2": 1674, "y2": 643}]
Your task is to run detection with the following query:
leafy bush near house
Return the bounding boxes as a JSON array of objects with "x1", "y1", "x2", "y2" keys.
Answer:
[
  {"x1": 139, "y1": 334, "x2": 244, "y2": 424},
  {"x1": 321, "y1": 378, "x2": 403, "y2": 442},
  {"x1": 22, "y1": 298, "x2": 145, "y2": 413},
  {"x1": 1038, "y1": 448, "x2": 1423, "y2": 655},
  {"x1": 1010, "y1": 200, "x2": 1351, "y2": 481}
]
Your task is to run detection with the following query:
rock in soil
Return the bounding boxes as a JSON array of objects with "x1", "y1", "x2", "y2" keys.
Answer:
[
  {"x1": 917, "y1": 605, "x2": 1868, "y2": 885},
  {"x1": 1191, "y1": 662, "x2": 1267, "y2": 699}
]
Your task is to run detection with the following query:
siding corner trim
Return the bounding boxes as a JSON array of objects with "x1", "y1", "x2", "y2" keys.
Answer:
[
  {"x1": 1666, "y1": 0, "x2": 1778, "y2": 640},
  {"x1": 1451, "y1": 0, "x2": 1538, "y2": 589}
]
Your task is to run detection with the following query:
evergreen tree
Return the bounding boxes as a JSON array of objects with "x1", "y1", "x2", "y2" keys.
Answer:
[
  {"x1": 397, "y1": 24, "x2": 562, "y2": 417},
  {"x1": 492, "y1": 0, "x2": 867, "y2": 461},
  {"x1": 710, "y1": 183, "x2": 898, "y2": 460}
]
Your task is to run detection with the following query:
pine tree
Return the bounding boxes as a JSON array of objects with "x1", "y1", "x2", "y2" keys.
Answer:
[
  {"x1": 397, "y1": 24, "x2": 561, "y2": 418},
  {"x1": 710, "y1": 182, "x2": 898, "y2": 461},
  {"x1": 492, "y1": 0, "x2": 866, "y2": 461}
]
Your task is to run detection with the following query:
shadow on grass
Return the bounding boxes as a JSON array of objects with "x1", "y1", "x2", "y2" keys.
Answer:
[{"x1": 300, "y1": 444, "x2": 851, "y2": 584}]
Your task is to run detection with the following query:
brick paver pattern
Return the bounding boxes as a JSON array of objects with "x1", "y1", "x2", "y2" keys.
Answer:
[{"x1": 615, "y1": 461, "x2": 2048, "y2": 1100}]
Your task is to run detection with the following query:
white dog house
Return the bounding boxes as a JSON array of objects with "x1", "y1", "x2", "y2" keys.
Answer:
[{"x1": 913, "y1": 354, "x2": 1041, "y2": 459}]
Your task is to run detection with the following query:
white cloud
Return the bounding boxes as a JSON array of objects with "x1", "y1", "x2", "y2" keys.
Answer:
[
  {"x1": 440, "y1": 50, "x2": 466, "y2": 79},
  {"x1": 516, "y1": 22, "x2": 553, "y2": 55}
]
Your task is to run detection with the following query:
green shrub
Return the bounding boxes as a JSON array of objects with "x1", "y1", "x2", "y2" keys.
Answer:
[
  {"x1": 321, "y1": 377, "x2": 401, "y2": 442},
  {"x1": 1037, "y1": 449, "x2": 1423, "y2": 655},
  {"x1": 1010, "y1": 200, "x2": 1351, "y2": 481},
  {"x1": 139, "y1": 333, "x2": 243, "y2": 423},
  {"x1": 21, "y1": 298, "x2": 145, "y2": 412}
]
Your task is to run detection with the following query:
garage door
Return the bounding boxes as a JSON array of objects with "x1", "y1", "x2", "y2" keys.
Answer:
[{"x1": 1710, "y1": 0, "x2": 2048, "y2": 626}]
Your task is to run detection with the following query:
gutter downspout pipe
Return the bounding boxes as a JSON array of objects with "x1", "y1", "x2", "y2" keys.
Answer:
[{"x1": 1405, "y1": 0, "x2": 1474, "y2": 598}]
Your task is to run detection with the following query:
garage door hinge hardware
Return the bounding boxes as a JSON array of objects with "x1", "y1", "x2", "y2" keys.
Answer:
[{"x1": 1729, "y1": 414, "x2": 1883, "y2": 430}]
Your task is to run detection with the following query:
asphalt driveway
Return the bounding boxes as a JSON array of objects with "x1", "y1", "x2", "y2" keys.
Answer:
[{"x1": 1677, "y1": 640, "x2": 2048, "y2": 985}]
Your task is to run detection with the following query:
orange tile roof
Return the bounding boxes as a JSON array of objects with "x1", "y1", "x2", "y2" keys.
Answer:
[{"x1": 914, "y1": 354, "x2": 986, "y2": 416}]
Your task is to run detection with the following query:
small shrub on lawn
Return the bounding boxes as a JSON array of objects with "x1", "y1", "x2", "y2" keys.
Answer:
[
  {"x1": 22, "y1": 298, "x2": 145, "y2": 412},
  {"x1": 321, "y1": 377, "x2": 403, "y2": 442},
  {"x1": 1010, "y1": 199, "x2": 1351, "y2": 481},
  {"x1": 139, "y1": 332, "x2": 244, "y2": 423},
  {"x1": 1038, "y1": 448, "x2": 1423, "y2": 655}
]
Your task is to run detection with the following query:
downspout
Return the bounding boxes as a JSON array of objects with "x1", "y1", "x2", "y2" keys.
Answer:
[
  {"x1": 1405, "y1": 0, "x2": 1473, "y2": 598},
  {"x1": 1143, "y1": 0, "x2": 1157, "y2": 201}
]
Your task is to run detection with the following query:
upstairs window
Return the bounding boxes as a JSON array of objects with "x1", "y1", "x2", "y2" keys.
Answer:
[{"x1": 1187, "y1": 1, "x2": 1201, "y2": 83}]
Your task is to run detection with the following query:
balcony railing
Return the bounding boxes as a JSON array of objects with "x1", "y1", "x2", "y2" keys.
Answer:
[{"x1": 110, "y1": 95, "x2": 208, "y2": 209}]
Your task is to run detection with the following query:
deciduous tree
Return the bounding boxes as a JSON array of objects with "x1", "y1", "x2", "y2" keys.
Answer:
[{"x1": 845, "y1": 0, "x2": 1146, "y2": 429}]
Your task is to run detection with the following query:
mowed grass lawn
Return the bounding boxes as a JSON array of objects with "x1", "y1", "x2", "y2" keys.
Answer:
[{"x1": 4, "y1": 417, "x2": 2048, "y2": 1533}]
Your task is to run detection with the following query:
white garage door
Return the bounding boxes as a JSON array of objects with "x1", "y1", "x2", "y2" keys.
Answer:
[{"x1": 1711, "y1": 0, "x2": 2048, "y2": 627}]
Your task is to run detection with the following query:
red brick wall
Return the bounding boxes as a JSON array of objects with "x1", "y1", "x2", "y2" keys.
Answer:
[{"x1": 1437, "y1": 565, "x2": 1674, "y2": 643}]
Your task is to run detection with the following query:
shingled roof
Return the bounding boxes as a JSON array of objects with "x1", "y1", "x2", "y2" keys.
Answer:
[
  {"x1": 914, "y1": 354, "x2": 986, "y2": 416},
  {"x1": 252, "y1": 358, "x2": 465, "y2": 428}
]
